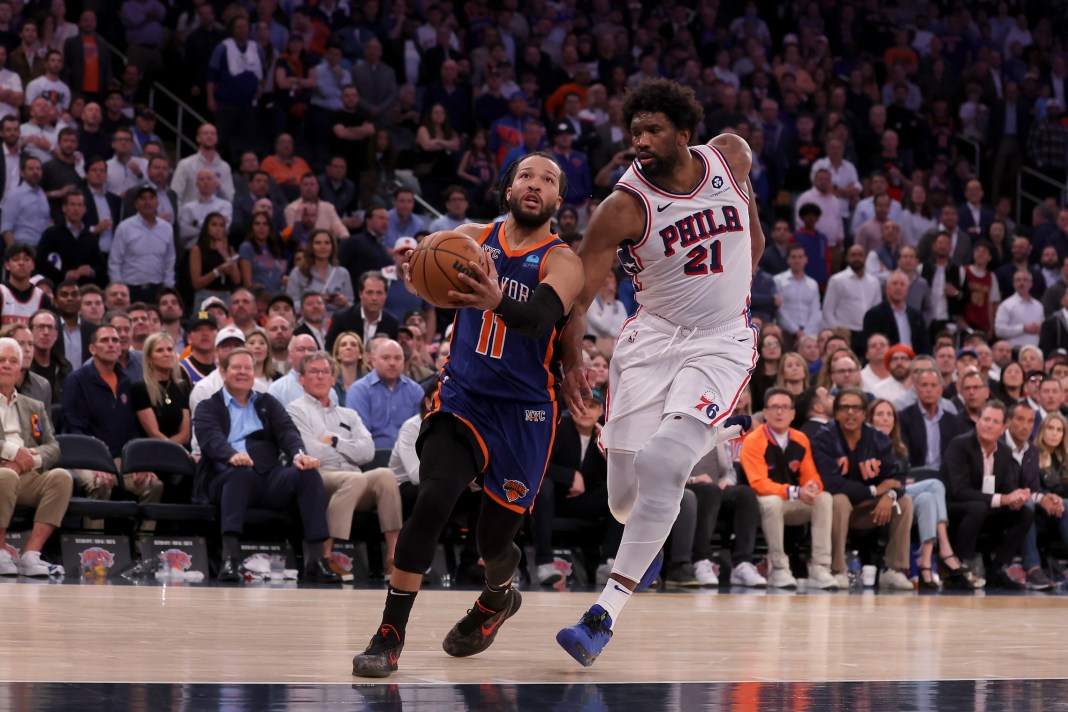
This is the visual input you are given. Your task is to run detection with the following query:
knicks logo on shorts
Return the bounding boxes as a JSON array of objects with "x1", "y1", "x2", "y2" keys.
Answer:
[
  {"x1": 502, "y1": 479, "x2": 529, "y2": 503},
  {"x1": 525, "y1": 409, "x2": 546, "y2": 422}
]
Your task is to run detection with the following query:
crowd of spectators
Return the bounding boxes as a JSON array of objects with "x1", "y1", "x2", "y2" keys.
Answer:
[{"x1": 2, "y1": 0, "x2": 1068, "y2": 588}]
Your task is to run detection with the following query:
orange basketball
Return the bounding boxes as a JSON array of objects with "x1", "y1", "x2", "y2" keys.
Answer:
[{"x1": 407, "y1": 230, "x2": 490, "y2": 307}]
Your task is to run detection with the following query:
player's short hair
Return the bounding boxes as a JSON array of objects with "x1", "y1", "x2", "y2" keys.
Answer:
[
  {"x1": 498, "y1": 151, "x2": 569, "y2": 213},
  {"x1": 622, "y1": 78, "x2": 704, "y2": 139}
]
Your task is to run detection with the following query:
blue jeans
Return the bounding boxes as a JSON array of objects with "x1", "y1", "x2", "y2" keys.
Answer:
[
  {"x1": 1020, "y1": 500, "x2": 1068, "y2": 569},
  {"x1": 906, "y1": 479, "x2": 948, "y2": 543}
]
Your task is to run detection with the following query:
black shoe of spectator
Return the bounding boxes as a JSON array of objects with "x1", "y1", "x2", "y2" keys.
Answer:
[
  {"x1": 941, "y1": 567, "x2": 976, "y2": 591},
  {"x1": 217, "y1": 557, "x2": 242, "y2": 582},
  {"x1": 305, "y1": 557, "x2": 343, "y2": 584},
  {"x1": 986, "y1": 566, "x2": 1025, "y2": 591}
]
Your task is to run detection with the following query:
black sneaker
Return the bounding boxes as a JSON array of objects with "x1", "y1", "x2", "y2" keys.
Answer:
[
  {"x1": 352, "y1": 624, "x2": 404, "y2": 678},
  {"x1": 986, "y1": 566, "x2": 1025, "y2": 591},
  {"x1": 442, "y1": 588, "x2": 522, "y2": 657}
]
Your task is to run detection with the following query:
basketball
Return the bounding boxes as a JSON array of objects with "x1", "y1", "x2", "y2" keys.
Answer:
[{"x1": 407, "y1": 230, "x2": 490, "y2": 307}]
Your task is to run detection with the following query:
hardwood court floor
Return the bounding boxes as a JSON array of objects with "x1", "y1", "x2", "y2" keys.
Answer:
[{"x1": 1, "y1": 583, "x2": 1065, "y2": 685}]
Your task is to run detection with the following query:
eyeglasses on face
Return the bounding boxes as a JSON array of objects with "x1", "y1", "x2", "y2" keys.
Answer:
[{"x1": 836, "y1": 404, "x2": 865, "y2": 413}]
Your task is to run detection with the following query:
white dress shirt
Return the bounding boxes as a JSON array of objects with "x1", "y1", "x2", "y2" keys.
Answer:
[
  {"x1": 994, "y1": 293, "x2": 1044, "y2": 347},
  {"x1": 773, "y1": 270, "x2": 822, "y2": 335},
  {"x1": 794, "y1": 187, "x2": 844, "y2": 246},
  {"x1": 389, "y1": 414, "x2": 422, "y2": 485},
  {"x1": 810, "y1": 156, "x2": 861, "y2": 219},
  {"x1": 105, "y1": 155, "x2": 149, "y2": 197},
  {"x1": 822, "y1": 268, "x2": 882, "y2": 331},
  {"x1": 177, "y1": 194, "x2": 233, "y2": 248}
]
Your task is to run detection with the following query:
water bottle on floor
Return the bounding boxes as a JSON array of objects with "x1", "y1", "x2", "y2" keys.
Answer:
[{"x1": 846, "y1": 551, "x2": 862, "y2": 592}]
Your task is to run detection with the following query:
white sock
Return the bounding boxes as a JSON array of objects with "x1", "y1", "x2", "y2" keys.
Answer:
[{"x1": 594, "y1": 579, "x2": 632, "y2": 627}]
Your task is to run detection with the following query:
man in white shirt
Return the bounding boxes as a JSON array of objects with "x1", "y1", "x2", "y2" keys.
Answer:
[
  {"x1": 995, "y1": 270, "x2": 1043, "y2": 348},
  {"x1": 860, "y1": 333, "x2": 891, "y2": 392},
  {"x1": 18, "y1": 97, "x2": 58, "y2": 164},
  {"x1": 24, "y1": 50, "x2": 70, "y2": 112},
  {"x1": 810, "y1": 137, "x2": 860, "y2": 228},
  {"x1": 177, "y1": 168, "x2": 232, "y2": 248},
  {"x1": 794, "y1": 168, "x2": 843, "y2": 249},
  {"x1": 872, "y1": 344, "x2": 914, "y2": 403},
  {"x1": 105, "y1": 127, "x2": 149, "y2": 199},
  {"x1": 286, "y1": 350, "x2": 402, "y2": 573},
  {"x1": 0, "y1": 45, "x2": 24, "y2": 122},
  {"x1": 822, "y1": 245, "x2": 882, "y2": 354},
  {"x1": 170, "y1": 123, "x2": 235, "y2": 204},
  {"x1": 773, "y1": 243, "x2": 822, "y2": 345}
]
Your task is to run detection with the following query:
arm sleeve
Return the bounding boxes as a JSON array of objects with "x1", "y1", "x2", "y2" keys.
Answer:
[
  {"x1": 107, "y1": 226, "x2": 125, "y2": 283},
  {"x1": 391, "y1": 417, "x2": 422, "y2": 485},
  {"x1": 493, "y1": 282, "x2": 564, "y2": 338},
  {"x1": 805, "y1": 283, "x2": 823, "y2": 332},
  {"x1": 995, "y1": 302, "x2": 1024, "y2": 339},
  {"x1": 812, "y1": 428, "x2": 872, "y2": 503},
  {"x1": 60, "y1": 373, "x2": 88, "y2": 434},
  {"x1": 285, "y1": 402, "x2": 334, "y2": 462},
  {"x1": 943, "y1": 438, "x2": 992, "y2": 504},
  {"x1": 193, "y1": 400, "x2": 238, "y2": 463}
]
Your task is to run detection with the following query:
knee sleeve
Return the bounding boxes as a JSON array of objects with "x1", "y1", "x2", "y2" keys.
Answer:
[
  {"x1": 393, "y1": 418, "x2": 480, "y2": 574},
  {"x1": 632, "y1": 414, "x2": 716, "y2": 512},
  {"x1": 607, "y1": 450, "x2": 638, "y2": 523}
]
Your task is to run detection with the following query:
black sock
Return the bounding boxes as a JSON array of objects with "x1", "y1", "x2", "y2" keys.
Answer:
[
  {"x1": 477, "y1": 576, "x2": 513, "y2": 611},
  {"x1": 222, "y1": 534, "x2": 241, "y2": 560},
  {"x1": 303, "y1": 540, "x2": 324, "y2": 568},
  {"x1": 382, "y1": 585, "x2": 418, "y2": 640}
]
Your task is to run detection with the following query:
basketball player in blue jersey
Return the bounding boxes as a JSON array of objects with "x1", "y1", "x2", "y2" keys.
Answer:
[
  {"x1": 352, "y1": 152, "x2": 585, "y2": 678},
  {"x1": 555, "y1": 78, "x2": 767, "y2": 666}
]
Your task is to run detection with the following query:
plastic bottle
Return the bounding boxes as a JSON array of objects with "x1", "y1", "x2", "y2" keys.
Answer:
[{"x1": 846, "y1": 550, "x2": 862, "y2": 592}]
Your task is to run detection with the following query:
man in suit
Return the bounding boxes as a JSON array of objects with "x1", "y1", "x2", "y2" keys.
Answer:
[
  {"x1": 0, "y1": 336, "x2": 71, "y2": 577},
  {"x1": 957, "y1": 180, "x2": 995, "y2": 242},
  {"x1": 1039, "y1": 287, "x2": 1068, "y2": 353},
  {"x1": 339, "y1": 207, "x2": 391, "y2": 284},
  {"x1": 920, "y1": 232, "x2": 966, "y2": 339},
  {"x1": 324, "y1": 271, "x2": 398, "y2": 351},
  {"x1": 61, "y1": 11, "x2": 112, "y2": 103},
  {"x1": 81, "y1": 157, "x2": 121, "y2": 253},
  {"x1": 862, "y1": 270, "x2": 930, "y2": 355},
  {"x1": 532, "y1": 387, "x2": 622, "y2": 586},
  {"x1": 917, "y1": 205, "x2": 971, "y2": 266},
  {"x1": 36, "y1": 192, "x2": 106, "y2": 288},
  {"x1": 193, "y1": 347, "x2": 341, "y2": 584},
  {"x1": 900, "y1": 367, "x2": 968, "y2": 469},
  {"x1": 53, "y1": 280, "x2": 94, "y2": 369},
  {"x1": 942, "y1": 400, "x2": 1034, "y2": 590}
]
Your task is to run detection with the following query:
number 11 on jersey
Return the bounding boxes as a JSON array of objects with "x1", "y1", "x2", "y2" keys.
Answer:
[{"x1": 475, "y1": 310, "x2": 507, "y2": 358}]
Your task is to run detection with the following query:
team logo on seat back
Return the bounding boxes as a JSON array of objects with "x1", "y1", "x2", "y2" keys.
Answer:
[{"x1": 503, "y1": 479, "x2": 529, "y2": 502}]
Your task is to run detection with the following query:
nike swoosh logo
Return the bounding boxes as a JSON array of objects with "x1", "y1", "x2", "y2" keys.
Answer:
[
  {"x1": 480, "y1": 617, "x2": 503, "y2": 637},
  {"x1": 657, "y1": 203, "x2": 673, "y2": 212},
  {"x1": 612, "y1": 583, "x2": 630, "y2": 594}
]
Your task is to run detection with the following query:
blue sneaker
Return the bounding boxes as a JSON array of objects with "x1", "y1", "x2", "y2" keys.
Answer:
[
  {"x1": 556, "y1": 604, "x2": 614, "y2": 667},
  {"x1": 635, "y1": 549, "x2": 664, "y2": 591}
]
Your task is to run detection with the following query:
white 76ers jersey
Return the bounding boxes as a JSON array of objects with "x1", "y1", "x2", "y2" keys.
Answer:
[{"x1": 615, "y1": 143, "x2": 752, "y2": 329}]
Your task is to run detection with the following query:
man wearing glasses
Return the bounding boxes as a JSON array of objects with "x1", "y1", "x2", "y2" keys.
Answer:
[
  {"x1": 741, "y1": 388, "x2": 837, "y2": 590},
  {"x1": 27, "y1": 310, "x2": 69, "y2": 404},
  {"x1": 812, "y1": 387, "x2": 915, "y2": 590}
]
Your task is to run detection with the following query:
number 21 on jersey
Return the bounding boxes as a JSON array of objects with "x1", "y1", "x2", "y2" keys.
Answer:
[{"x1": 475, "y1": 310, "x2": 507, "y2": 358}]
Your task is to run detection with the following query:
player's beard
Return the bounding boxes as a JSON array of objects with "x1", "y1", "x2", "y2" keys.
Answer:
[
  {"x1": 637, "y1": 148, "x2": 679, "y2": 179},
  {"x1": 508, "y1": 191, "x2": 556, "y2": 228}
]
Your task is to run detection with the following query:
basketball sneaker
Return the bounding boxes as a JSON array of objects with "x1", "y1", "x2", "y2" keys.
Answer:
[
  {"x1": 556, "y1": 604, "x2": 614, "y2": 667},
  {"x1": 352, "y1": 624, "x2": 404, "y2": 678},
  {"x1": 635, "y1": 549, "x2": 664, "y2": 591},
  {"x1": 0, "y1": 549, "x2": 16, "y2": 576},
  {"x1": 442, "y1": 588, "x2": 522, "y2": 657}
]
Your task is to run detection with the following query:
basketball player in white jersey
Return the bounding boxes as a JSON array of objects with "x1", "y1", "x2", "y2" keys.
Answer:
[{"x1": 556, "y1": 78, "x2": 765, "y2": 666}]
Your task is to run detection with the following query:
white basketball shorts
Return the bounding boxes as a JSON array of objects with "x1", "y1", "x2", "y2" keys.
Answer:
[{"x1": 599, "y1": 308, "x2": 758, "y2": 453}]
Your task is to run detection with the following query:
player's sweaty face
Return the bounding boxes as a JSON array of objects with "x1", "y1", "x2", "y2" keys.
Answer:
[{"x1": 630, "y1": 112, "x2": 682, "y2": 177}]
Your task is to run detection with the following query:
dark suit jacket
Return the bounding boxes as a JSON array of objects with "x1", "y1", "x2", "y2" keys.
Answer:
[
  {"x1": 339, "y1": 230, "x2": 392, "y2": 283},
  {"x1": 987, "y1": 98, "x2": 1033, "y2": 148},
  {"x1": 82, "y1": 187, "x2": 121, "y2": 233},
  {"x1": 862, "y1": 301, "x2": 931, "y2": 356},
  {"x1": 62, "y1": 32, "x2": 113, "y2": 95},
  {"x1": 324, "y1": 305, "x2": 399, "y2": 352},
  {"x1": 957, "y1": 203, "x2": 995, "y2": 241},
  {"x1": 36, "y1": 222, "x2": 107, "y2": 287},
  {"x1": 55, "y1": 322, "x2": 95, "y2": 367},
  {"x1": 1039, "y1": 311, "x2": 1068, "y2": 354},
  {"x1": 192, "y1": 390, "x2": 305, "y2": 504},
  {"x1": 544, "y1": 415, "x2": 607, "y2": 492},
  {"x1": 920, "y1": 260, "x2": 965, "y2": 319},
  {"x1": 942, "y1": 431, "x2": 1021, "y2": 505},
  {"x1": 917, "y1": 227, "x2": 971, "y2": 266},
  {"x1": 899, "y1": 403, "x2": 968, "y2": 468}
]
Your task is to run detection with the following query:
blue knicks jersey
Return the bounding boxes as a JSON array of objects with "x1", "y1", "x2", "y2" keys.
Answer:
[{"x1": 442, "y1": 222, "x2": 567, "y2": 403}]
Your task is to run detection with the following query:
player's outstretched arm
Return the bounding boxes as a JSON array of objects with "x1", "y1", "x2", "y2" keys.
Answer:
[
  {"x1": 744, "y1": 175, "x2": 765, "y2": 274},
  {"x1": 560, "y1": 190, "x2": 645, "y2": 414}
]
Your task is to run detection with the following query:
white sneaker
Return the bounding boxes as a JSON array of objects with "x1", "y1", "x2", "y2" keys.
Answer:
[
  {"x1": 693, "y1": 559, "x2": 719, "y2": 586},
  {"x1": 834, "y1": 572, "x2": 850, "y2": 589},
  {"x1": 0, "y1": 549, "x2": 16, "y2": 576},
  {"x1": 807, "y1": 564, "x2": 839, "y2": 590},
  {"x1": 537, "y1": 562, "x2": 563, "y2": 586},
  {"x1": 767, "y1": 567, "x2": 798, "y2": 588},
  {"x1": 730, "y1": 561, "x2": 768, "y2": 588},
  {"x1": 17, "y1": 551, "x2": 64, "y2": 577},
  {"x1": 878, "y1": 568, "x2": 913, "y2": 591},
  {"x1": 595, "y1": 559, "x2": 614, "y2": 586}
]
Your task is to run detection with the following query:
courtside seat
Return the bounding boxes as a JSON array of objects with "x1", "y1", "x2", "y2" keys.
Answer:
[{"x1": 58, "y1": 434, "x2": 139, "y2": 525}]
